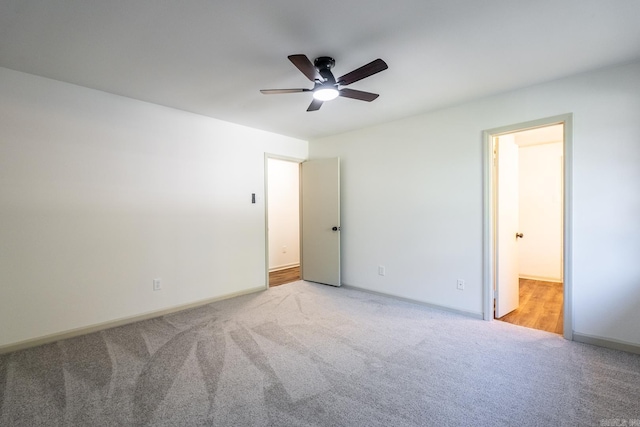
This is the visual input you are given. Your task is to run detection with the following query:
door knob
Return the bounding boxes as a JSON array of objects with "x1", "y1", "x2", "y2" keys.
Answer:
[
  {"x1": 516, "y1": 232, "x2": 523, "y2": 239},
  {"x1": 332, "y1": 226, "x2": 341, "y2": 231}
]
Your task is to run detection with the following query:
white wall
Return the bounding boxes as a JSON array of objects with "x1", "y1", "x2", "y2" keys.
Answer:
[
  {"x1": 267, "y1": 158, "x2": 300, "y2": 270},
  {"x1": 310, "y1": 61, "x2": 640, "y2": 346},
  {"x1": 0, "y1": 67, "x2": 307, "y2": 348},
  {"x1": 518, "y1": 142, "x2": 563, "y2": 282}
]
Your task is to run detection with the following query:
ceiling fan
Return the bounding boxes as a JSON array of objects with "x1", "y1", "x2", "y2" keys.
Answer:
[{"x1": 260, "y1": 54, "x2": 388, "y2": 111}]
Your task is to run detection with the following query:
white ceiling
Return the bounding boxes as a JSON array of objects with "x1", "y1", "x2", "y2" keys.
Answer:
[{"x1": 1, "y1": 0, "x2": 639, "y2": 141}]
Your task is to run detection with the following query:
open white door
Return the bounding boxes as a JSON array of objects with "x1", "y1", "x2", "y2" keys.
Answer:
[
  {"x1": 495, "y1": 135, "x2": 520, "y2": 317},
  {"x1": 301, "y1": 158, "x2": 341, "y2": 286}
]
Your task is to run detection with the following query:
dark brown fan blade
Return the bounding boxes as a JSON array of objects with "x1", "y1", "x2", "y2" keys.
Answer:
[
  {"x1": 260, "y1": 89, "x2": 311, "y2": 94},
  {"x1": 288, "y1": 55, "x2": 322, "y2": 82},
  {"x1": 337, "y1": 59, "x2": 388, "y2": 86},
  {"x1": 307, "y1": 98, "x2": 323, "y2": 111},
  {"x1": 339, "y1": 88, "x2": 379, "y2": 102}
]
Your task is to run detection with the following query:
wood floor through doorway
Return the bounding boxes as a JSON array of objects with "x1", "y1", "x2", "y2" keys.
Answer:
[
  {"x1": 497, "y1": 278, "x2": 563, "y2": 334},
  {"x1": 269, "y1": 266, "x2": 301, "y2": 287}
]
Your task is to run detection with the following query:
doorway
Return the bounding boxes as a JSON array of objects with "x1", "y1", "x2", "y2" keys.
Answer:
[
  {"x1": 265, "y1": 156, "x2": 342, "y2": 288},
  {"x1": 266, "y1": 157, "x2": 302, "y2": 287},
  {"x1": 483, "y1": 114, "x2": 573, "y2": 340},
  {"x1": 495, "y1": 125, "x2": 564, "y2": 333}
]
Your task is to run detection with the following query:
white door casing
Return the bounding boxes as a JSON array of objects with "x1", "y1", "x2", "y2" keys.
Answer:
[{"x1": 483, "y1": 113, "x2": 572, "y2": 340}]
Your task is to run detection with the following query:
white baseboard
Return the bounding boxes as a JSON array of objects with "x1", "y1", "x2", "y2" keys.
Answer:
[
  {"x1": 519, "y1": 275, "x2": 563, "y2": 283},
  {"x1": 0, "y1": 286, "x2": 266, "y2": 356},
  {"x1": 573, "y1": 332, "x2": 640, "y2": 355},
  {"x1": 339, "y1": 285, "x2": 640, "y2": 355},
  {"x1": 269, "y1": 263, "x2": 300, "y2": 272},
  {"x1": 341, "y1": 283, "x2": 484, "y2": 319}
]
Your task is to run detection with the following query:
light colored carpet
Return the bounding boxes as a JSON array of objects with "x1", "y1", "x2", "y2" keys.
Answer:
[{"x1": 1, "y1": 281, "x2": 639, "y2": 426}]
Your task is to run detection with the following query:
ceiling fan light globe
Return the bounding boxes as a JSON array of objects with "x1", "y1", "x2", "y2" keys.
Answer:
[{"x1": 313, "y1": 88, "x2": 339, "y2": 101}]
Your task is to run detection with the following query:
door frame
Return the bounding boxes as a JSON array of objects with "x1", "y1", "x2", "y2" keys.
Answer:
[
  {"x1": 482, "y1": 114, "x2": 573, "y2": 340},
  {"x1": 264, "y1": 153, "x2": 305, "y2": 290}
]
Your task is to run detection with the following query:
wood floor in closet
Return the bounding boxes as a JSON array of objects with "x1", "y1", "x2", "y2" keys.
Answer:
[
  {"x1": 269, "y1": 266, "x2": 301, "y2": 287},
  {"x1": 498, "y1": 278, "x2": 563, "y2": 334}
]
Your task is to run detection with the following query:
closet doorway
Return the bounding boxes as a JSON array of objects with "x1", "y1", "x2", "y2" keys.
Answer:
[
  {"x1": 483, "y1": 115, "x2": 573, "y2": 338},
  {"x1": 265, "y1": 155, "x2": 342, "y2": 288},
  {"x1": 266, "y1": 157, "x2": 301, "y2": 287}
]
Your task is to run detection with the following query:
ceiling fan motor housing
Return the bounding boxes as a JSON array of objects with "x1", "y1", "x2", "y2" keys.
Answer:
[
  {"x1": 315, "y1": 57, "x2": 337, "y2": 87},
  {"x1": 314, "y1": 56, "x2": 335, "y2": 71}
]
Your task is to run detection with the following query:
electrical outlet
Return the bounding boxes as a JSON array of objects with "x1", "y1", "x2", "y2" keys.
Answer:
[
  {"x1": 153, "y1": 279, "x2": 162, "y2": 291},
  {"x1": 282, "y1": 246, "x2": 287, "y2": 253},
  {"x1": 378, "y1": 266, "x2": 386, "y2": 276},
  {"x1": 456, "y1": 279, "x2": 465, "y2": 290}
]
